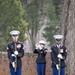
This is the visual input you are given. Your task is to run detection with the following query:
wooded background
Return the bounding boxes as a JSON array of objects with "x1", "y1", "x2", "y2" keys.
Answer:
[{"x1": 0, "y1": 0, "x2": 75, "y2": 75}]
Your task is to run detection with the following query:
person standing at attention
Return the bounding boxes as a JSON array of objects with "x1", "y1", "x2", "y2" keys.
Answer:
[
  {"x1": 7, "y1": 30, "x2": 24, "y2": 75},
  {"x1": 50, "y1": 35, "x2": 67, "y2": 75}
]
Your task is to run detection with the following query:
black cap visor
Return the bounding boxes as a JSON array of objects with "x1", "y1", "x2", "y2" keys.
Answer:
[
  {"x1": 12, "y1": 35, "x2": 18, "y2": 37},
  {"x1": 56, "y1": 39, "x2": 62, "y2": 41},
  {"x1": 40, "y1": 43, "x2": 45, "y2": 45}
]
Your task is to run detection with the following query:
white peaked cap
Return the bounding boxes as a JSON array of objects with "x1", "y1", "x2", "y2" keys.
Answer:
[
  {"x1": 10, "y1": 30, "x2": 20, "y2": 35},
  {"x1": 53, "y1": 35, "x2": 63, "y2": 39},
  {"x1": 39, "y1": 40, "x2": 46, "y2": 44}
]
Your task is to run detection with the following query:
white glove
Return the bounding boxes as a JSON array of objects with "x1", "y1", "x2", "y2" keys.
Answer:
[
  {"x1": 45, "y1": 50, "x2": 48, "y2": 52},
  {"x1": 14, "y1": 51, "x2": 18, "y2": 55},
  {"x1": 35, "y1": 43, "x2": 42, "y2": 50},
  {"x1": 11, "y1": 54, "x2": 15, "y2": 57},
  {"x1": 35, "y1": 43, "x2": 39, "y2": 49},
  {"x1": 12, "y1": 62, "x2": 15, "y2": 68},
  {"x1": 57, "y1": 54, "x2": 63, "y2": 59},
  {"x1": 56, "y1": 64, "x2": 59, "y2": 70}
]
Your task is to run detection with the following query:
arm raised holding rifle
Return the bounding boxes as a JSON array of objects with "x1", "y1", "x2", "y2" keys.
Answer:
[
  {"x1": 7, "y1": 30, "x2": 24, "y2": 75},
  {"x1": 50, "y1": 35, "x2": 67, "y2": 75}
]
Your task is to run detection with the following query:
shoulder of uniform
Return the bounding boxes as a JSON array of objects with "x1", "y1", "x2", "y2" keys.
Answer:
[
  {"x1": 8, "y1": 41, "x2": 12, "y2": 45},
  {"x1": 7, "y1": 42, "x2": 11, "y2": 50},
  {"x1": 9, "y1": 41, "x2": 14, "y2": 44},
  {"x1": 51, "y1": 44, "x2": 56, "y2": 47},
  {"x1": 63, "y1": 45, "x2": 66, "y2": 47},
  {"x1": 61, "y1": 44, "x2": 66, "y2": 47}
]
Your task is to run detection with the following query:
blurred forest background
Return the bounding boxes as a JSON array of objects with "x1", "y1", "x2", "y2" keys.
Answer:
[
  {"x1": 0, "y1": 0, "x2": 75, "y2": 75},
  {"x1": 0, "y1": 0, "x2": 63, "y2": 51}
]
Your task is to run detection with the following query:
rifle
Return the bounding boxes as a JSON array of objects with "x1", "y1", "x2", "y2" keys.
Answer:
[
  {"x1": 14, "y1": 41, "x2": 17, "y2": 72},
  {"x1": 58, "y1": 46, "x2": 61, "y2": 75}
]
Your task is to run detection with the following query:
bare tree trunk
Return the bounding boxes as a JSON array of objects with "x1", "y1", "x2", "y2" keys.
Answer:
[{"x1": 61, "y1": 0, "x2": 75, "y2": 75}]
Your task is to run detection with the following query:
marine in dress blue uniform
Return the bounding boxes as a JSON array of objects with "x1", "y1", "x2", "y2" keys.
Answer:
[
  {"x1": 7, "y1": 30, "x2": 24, "y2": 75},
  {"x1": 34, "y1": 40, "x2": 48, "y2": 75},
  {"x1": 50, "y1": 35, "x2": 67, "y2": 75}
]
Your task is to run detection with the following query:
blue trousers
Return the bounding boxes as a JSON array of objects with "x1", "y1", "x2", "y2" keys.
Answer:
[
  {"x1": 36, "y1": 63, "x2": 46, "y2": 75},
  {"x1": 10, "y1": 67, "x2": 22, "y2": 75},
  {"x1": 52, "y1": 67, "x2": 65, "y2": 75}
]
